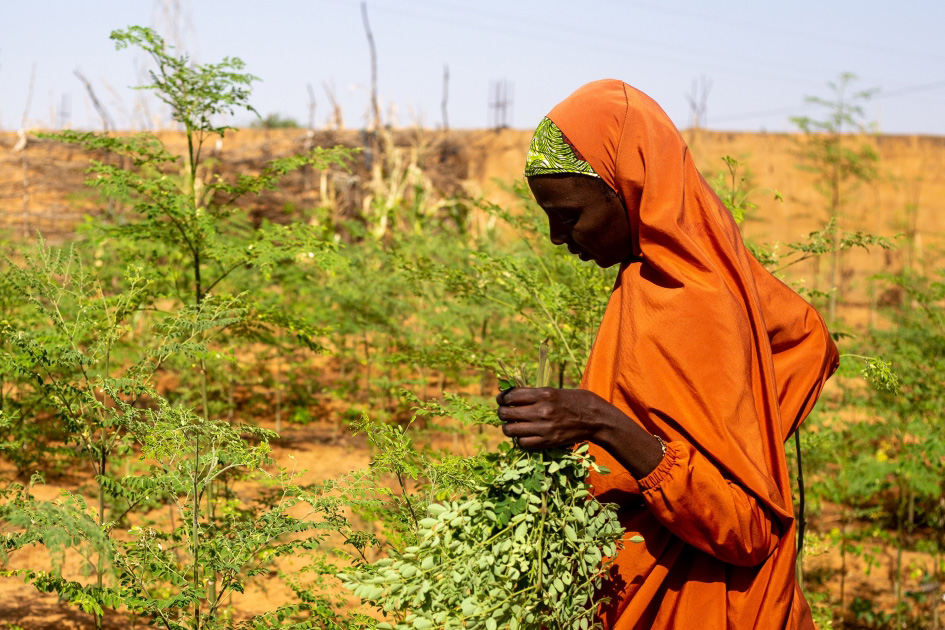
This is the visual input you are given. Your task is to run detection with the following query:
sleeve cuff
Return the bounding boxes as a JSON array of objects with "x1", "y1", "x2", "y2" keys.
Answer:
[{"x1": 636, "y1": 439, "x2": 682, "y2": 490}]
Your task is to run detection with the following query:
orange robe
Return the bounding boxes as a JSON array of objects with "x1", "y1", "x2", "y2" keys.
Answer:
[{"x1": 546, "y1": 81, "x2": 839, "y2": 629}]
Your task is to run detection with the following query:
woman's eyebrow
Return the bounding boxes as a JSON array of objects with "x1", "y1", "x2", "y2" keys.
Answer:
[{"x1": 541, "y1": 202, "x2": 581, "y2": 212}]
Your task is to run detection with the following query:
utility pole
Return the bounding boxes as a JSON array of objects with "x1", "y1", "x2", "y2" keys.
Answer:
[
  {"x1": 489, "y1": 80, "x2": 513, "y2": 130},
  {"x1": 685, "y1": 75, "x2": 712, "y2": 131}
]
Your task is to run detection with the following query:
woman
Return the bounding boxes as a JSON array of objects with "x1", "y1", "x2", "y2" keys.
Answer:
[{"x1": 497, "y1": 80, "x2": 838, "y2": 629}]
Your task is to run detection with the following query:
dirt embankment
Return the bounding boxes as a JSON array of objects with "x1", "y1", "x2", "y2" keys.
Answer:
[
  {"x1": 2, "y1": 126, "x2": 944, "y2": 320},
  {"x1": 0, "y1": 127, "x2": 467, "y2": 243}
]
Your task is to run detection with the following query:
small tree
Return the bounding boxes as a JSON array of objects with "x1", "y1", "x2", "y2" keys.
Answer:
[
  {"x1": 865, "y1": 269, "x2": 945, "y2": 628},
  {"x1": 790, "y1": 72, "x2": 879, "y2": 321},
  {"x1": 0, "y1": 25, "x2": 358, "y2": 629}
]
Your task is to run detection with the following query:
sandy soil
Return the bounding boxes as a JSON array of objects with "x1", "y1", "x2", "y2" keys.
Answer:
[
  {"x1": 2, "y1": 413, "x2": 942, "y2": 629},
  {"x1": 0, "y1": 402, "x2": 507, "y2": 629}
]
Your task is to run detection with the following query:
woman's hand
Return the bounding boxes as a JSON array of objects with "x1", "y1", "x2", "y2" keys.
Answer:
[
  {"x1": 496, "y1": 387, "x2": 665, "y2": 479},
  {"x1": 496, "y1": 387, "x2": 611, "y2": 450}
]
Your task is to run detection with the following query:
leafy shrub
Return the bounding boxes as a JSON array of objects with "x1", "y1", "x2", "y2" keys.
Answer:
[{"x1": 341, "y1": 442, "x2": 622, "y2": 630}]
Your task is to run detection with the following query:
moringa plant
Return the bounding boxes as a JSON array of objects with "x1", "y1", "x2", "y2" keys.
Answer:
[
  {"x1": 340, "y1": 346, "x2": 625, "y2": 630},
  {"x1": 0, "y1": 240, "x2": 361, "y2": 629},
  {"x1": 0, "y1": 24, "x2": 360, "y2": 630},
  {"x1": 790, "y1": 72, "x2": 880, "y2": 322}
]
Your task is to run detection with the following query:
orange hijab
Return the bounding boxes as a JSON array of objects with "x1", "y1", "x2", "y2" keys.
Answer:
[{"x1": 545, "y1": 80, "x2": 838, "y2": 629}]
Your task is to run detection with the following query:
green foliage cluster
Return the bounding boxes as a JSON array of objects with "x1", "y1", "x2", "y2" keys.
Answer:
[
  {"x1": 0, "y1": 25, "x2": 360, "y2": 630},
  {"x1": 341, "y1": 349, "x2": 622, "y2": 630},
  {"x1": 341, "y1": 443, "x2": 622, "y2": 630},
  {"x1": 793, "y1": 268, "x2": 945, "y2": 628}
]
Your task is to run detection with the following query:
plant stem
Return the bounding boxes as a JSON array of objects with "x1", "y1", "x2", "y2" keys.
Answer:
[
  {"x1": 536, "y1": 453, "x2": 547, "y2": 591},
  {"x1": 840, "y1": 504, "x2": 847, "y2": 628},
  {"x1": 397, "y1": 471, "x2": 420, "y2": 529},
  {"x1": 896, "y1": 422, "x2": 906, "y2": 629},
  {"x1": 794, "y1": 428, "x2": 806, "y2": 593},
  {"x1": 275, "y1": 355, "x2": 282, "y2": 434},
  {"x1": 363, "y1": 332, "x2": 371, "y2": 400},
  {"x1": 96, "y1": 442, "x2": 106, "y2": 630},
  {"x1": 193, "y1": 428, "x2": 201, "y2": 630}
]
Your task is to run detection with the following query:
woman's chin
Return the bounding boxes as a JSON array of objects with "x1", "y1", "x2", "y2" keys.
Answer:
[{"x1": 593, "y1": 256, "x2": 618, "y2": 269}]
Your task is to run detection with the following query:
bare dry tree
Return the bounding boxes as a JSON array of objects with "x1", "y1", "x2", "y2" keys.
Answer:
[
  {"x1": 132, "y1": 56, "x2": 155, "y2": 129},
  {"x1": 302, "y1": 83, "x2": 318, "y2": 190},
  {"x1": 360, "y1": 1, "x2": 381, "y2": 134},
  {"x1": 441, "y1": 64, "x2": 450, "y2": 132},
  {"x1": 149, "y1": 0, "x2": 197, "y2": 129},
  {"x1": 18, "y1": 63, "x2": 37, "y2": 237},
  {"x1": 323, "y1": 81, "x2": 344, "y2": 130},
  {"x1": 20, "y1": 64, "x2": 36, "y2": 132},
  {"x1": 74, "y1": 69, "x2": 114, "y2": 132},
  {"x1": 307, "y1": 82, "x2": 317, "y2": 131},
  {"x1": 74, "y1": 70, "x2": 120, "y2": 216},
  {"x1": 56, "y1": 94, "x2": 72, "y2": 129}
]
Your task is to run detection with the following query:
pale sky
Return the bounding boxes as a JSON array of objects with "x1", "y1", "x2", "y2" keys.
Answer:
[{"x1": 2, "y1": 0, "x2": 944, "y2": 135}]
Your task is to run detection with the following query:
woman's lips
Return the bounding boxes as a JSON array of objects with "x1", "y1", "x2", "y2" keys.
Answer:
[{"x1": 567, "y1": 243, "x2": 593, "y2": 261}]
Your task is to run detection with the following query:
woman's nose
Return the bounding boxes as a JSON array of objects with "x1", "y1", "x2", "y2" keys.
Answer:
[{"x1": 548, "y1": 220, "x2": 569, "y2": 246}]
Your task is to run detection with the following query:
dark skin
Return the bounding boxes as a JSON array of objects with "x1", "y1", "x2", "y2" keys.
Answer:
[{"x1": 497, "y1": 174, "x2": 664, "y2": 480}]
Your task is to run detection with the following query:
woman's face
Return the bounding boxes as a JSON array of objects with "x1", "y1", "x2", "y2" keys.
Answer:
[{"x1": 527, "y1": 174, "x2": 634, "y2": 268}]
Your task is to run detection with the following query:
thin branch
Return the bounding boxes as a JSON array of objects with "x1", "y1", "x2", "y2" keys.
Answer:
[
  {"x1": 203, "y1": 262, "x2": 245, "y2": 296},
  {"x1": 21, "y1": 63, "x2": 37, "y2": 129},
  {"x1": 74, "y1": 69, "x2": 115, "y2": 132}
]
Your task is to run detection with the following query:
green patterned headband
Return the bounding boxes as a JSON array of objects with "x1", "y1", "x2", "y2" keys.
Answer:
[{"x1": 524, "y1": 117, "x2": 599, "y2": 178}]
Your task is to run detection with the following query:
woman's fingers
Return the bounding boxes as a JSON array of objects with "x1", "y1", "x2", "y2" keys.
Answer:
[
  {"x1": 496, "y1": 402, "x2": 544, "y2": 423},
  {"x1": 495, "y1": 386, "x2": 554, "y2": 406},
  {"x1": 512, "y1": 436, "x2": 549, "y2": 450},
  {"x1": 501, "y1": 419, "x2": 551, "y2": 437},
  {"x1": 495, "y1": 388, "x2": 605, "y2": 450},
  {"x1": 496, "y1": 387, "x2": 597, "y2": 449},
  {"x1": 501, "y1": 420, "x2": 556, "y2": 450}
]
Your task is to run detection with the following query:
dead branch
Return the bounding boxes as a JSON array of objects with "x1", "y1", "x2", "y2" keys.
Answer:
[
  {"x1": 360, "y1": 1, "x2": 381, "y2": 133},
  {"x1": 441, "y1": 64, "x2": 449, "y2": 132},
  {"x1": 74, "y1": 69, "x2": 114, "y2": 132}
]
